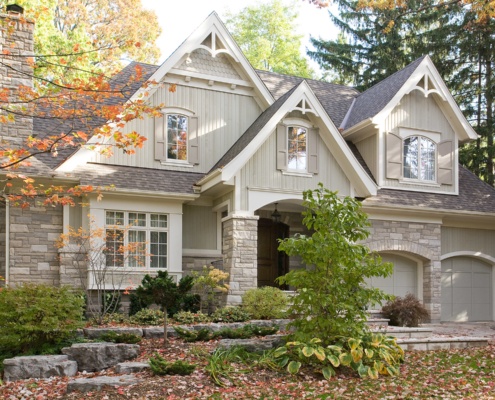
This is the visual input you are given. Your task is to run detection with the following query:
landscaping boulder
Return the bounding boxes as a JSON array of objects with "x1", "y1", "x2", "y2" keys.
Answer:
[
  {"x1": 218, "y1": 334, "x2": 286, "y2": 352},
  {"x1": 142, "y1": 326, "x2": 177, "y2": 339},
  {"x1": 3, "y1": 355, "x2": 77, "y2": 382},
  {"x1": 83, "y1": 327, "x2": 143, "y2": 339},
  {"x1": 114, "y1": 361, "x2": 150, "y2": 374},
  {"x1": 62, "y1": 343, "x2": 140, "y2": 372},
  {"x1": 66, "y1": 375, "x2": 139, "y2": 393}
]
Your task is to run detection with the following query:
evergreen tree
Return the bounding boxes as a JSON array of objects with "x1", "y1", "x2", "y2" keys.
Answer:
[{"x1": 309, "y1": 0, "x2": 495, "y2": 185}]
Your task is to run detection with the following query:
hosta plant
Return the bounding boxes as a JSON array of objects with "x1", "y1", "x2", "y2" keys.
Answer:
[{"x1": 273, "y1": 333, "x2": 404, "y2": 379}]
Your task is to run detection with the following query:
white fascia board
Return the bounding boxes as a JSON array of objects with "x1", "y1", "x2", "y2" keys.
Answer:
[
  {"x1": 221, "y1": 81, "x2": 377, "y2": 197},
  {"x1": 371, "y1": 56, "x2": 477, "y2": 141},
  {"x1": 96, "y1": 188, "x2": 198, "y2": 201}
]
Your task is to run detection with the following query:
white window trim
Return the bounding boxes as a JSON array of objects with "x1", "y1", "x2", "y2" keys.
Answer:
[{"x1": 104, "y1": 210, "x2": 169, "y2": 270}]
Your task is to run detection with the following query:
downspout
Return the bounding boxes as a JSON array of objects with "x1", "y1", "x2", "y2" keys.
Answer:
[{"x1": 2, "y1": 195, "x2": 9, "y2": 286}]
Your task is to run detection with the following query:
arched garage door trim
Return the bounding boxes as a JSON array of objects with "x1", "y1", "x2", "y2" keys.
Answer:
[
  {"x1": 367, "y1": 240, "x2": 434, "y2": 262},
  {"x1": 441, "y1": 251, "x2": 495, "y2": 265}
]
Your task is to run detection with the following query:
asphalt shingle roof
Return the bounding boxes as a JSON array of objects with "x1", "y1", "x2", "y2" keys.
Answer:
[
  {"x1": 77, "y1": 163, "x2": 203, "y2": 194},
  {"x1": 342, "y1": 56, "x2": 426, "y2": 129},
  {"x1": 256, "y1": 70, "x2": 359, "y2": 128},
  {"x1": 363, "y1": 165, "x2": 495, "y2": 214}
]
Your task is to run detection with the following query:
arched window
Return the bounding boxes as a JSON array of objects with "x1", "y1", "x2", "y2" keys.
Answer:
[
  {"x1": 166, "y1": 114, "x2": 188, "y2": 161},
  {"x1": 403, "y1": 136, "x2": 436, "y2": 181},
  {"x1": 287, "y1": 126, "x2": 307, "y2": 171}
]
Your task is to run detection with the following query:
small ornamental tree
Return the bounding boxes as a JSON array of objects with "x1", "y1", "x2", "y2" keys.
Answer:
[
  {"x1": 134, "y1": 271, "x2": 194, "y2": 346},
  {"x1": 277, "y1": 184, "x2": 393, "y2": 344},
  {"x1": 192, "y1": 266, "x2": 229, "y2": 314}
]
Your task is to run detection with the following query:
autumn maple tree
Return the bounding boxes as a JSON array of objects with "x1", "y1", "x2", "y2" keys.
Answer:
[{"x1": 0, "y1": 2, "x2": 165, "y2": 207}]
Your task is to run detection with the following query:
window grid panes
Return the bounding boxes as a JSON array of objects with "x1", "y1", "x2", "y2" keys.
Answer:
[
  {"x1": 105, "y1": 211, "x2": 168, "y2": 269},
  {"x1": 403, "y1": 136, "x2": 436, "y2": 182},
  {"x1": 167, "y1": 114, "x2": 188, "y2": 161},
  {"x1": 287, "y1": 126, "x2": 307, "y2": 171}
]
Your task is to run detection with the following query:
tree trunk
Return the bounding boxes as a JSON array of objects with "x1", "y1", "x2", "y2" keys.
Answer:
[{"x1": 163, "y1": 307, "x2": 168, "y2": 347}]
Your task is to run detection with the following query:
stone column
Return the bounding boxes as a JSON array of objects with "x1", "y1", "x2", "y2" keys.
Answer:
[{"x1": 222, "y1": 215, "x2": 259, "y2": 305}]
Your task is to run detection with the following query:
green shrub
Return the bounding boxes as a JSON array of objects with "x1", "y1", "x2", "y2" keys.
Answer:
[
  {"x1": 211, "y1": 306, "x2": 251, "y2": 323},
  {"x1": 100, "y1": 331, "x2": 142, "y2": 344},
  {"x1": 242, "y1": 287, "x2": 288, "y2": 319},
  {"x1": 173, "y1": 310, "x2": 211, "y2": 324},
  {"x1": 381, "y1": 293, "x2": 430, "y2": 327},
  {"x1": 174, "y1": 324, "x2": 278, "y2": 342},
  {"x1": 149, "y1": 353, "x2": 196, "y2": 375},
  {"x1": 129, "y1": 292, "x2": 148, "y2": 316},
  {"x1": 90, "y1": 312, "x2": 128, "y2": 325},
  {"x1": 0, "y1": 284, "x2": 84, "y2": 356},
  {"x1": 130, "y1": 308, "x2": 164, "y2": 326}
]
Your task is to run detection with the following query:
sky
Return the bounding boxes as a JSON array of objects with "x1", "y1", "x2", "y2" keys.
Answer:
[{"x1": 141, "y1": 0, "x2": 338, "y2": 71}]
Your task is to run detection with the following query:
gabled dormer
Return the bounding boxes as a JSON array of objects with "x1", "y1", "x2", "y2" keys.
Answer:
[{"x1": 341, "y1": 56, "x2": 477, "y2": 195}]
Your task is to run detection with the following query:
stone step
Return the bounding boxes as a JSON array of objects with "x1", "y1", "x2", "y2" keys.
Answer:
[
  {"x1": 365, "y1": 318, "x2": 389, "y2": 327},
  {"x1": 396, "y1": 336, "x2": 489, "y2": 351},
  {"x1": 372, "y1": 325, "x2": 433, "y2": 339},
  {"x1": 66, "y1": 375, "x2": 139, "y2": 394}
]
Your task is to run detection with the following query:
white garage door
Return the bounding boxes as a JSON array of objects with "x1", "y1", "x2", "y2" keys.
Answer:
[
  {"x1": 368, "y1": 254, "x2": 418, "y2": 298},
  {"x1": 441, "y1": 257, "x2": 492, "y2": 322}
]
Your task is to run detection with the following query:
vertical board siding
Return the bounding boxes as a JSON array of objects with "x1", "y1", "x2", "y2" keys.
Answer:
[
  {"x1": 355, "y1": 134, "x2": 378, "y2": 180},
  {"x1": 240, "y1": 131, "x2": 350, "y2": 210},
  {"x1": 383, "y1": 90, "x2": 456, "y2": 192},
  {"x1": 93, "y1": 84, "x2": 262, "y2": 173},
  {"x1": 182, "y1": 205, "x2": 218, "y2": 250},
  {"x1": 442, "y1": 227, "x2": 495, "y2": 259}
]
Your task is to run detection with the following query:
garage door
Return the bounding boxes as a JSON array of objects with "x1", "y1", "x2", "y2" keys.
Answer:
[
  {"x1": 441, "y1": 257, "x2": 492, "y2": 322},
  {"x1": 368, "y1": 254, "x2": 418, "y2": 298}
]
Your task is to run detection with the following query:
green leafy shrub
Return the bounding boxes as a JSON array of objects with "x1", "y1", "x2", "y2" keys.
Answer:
[
  {"x1": 130, "y1": 308, "x2": 164, "y2": 326},
  {"x1": 242, "y1": 287, "x2": 288, "y2": 319},
  {"x1": 91, "y1": 312, "x2": 128, "y2": 325},
  {"x1": 100, "y1": 331, "x2": 142, "y2": 344},
  {"x1": 381, "y1": 293, "x2": 430, "y2": 327},
  {"x1": 211, "y1": 306, "x2": 251, "y2": 323},
  {"x1": 0, "y1": 284, "x2": 84, "y2": 356},
  {"x1": 129, "y1": 292, "x2": 148, "y2": 316},
  {"x1": 278, "y1": 185, "x2": 393, "y2": 344},
  {"x1": 273, "y1": 333, "x2": 404, "y2": 379},
  {"x1": 149, "y1": 353, "x2": 195, "y2": 375},
  {"x1": 174, "y1": 324, "x2": 278, "y2": 342},
  {"x1": 173, "y1": 310, "x2": 211, "y2": 324}
]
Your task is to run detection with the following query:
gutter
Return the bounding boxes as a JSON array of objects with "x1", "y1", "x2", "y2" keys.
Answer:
[{"x1": 2, "y1": 195, "x2": 9, "y2": 286}]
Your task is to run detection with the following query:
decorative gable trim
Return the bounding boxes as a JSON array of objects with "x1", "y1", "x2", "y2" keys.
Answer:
[{"x1": 371, "y1": 56, "x2": 477, "y2": 142}]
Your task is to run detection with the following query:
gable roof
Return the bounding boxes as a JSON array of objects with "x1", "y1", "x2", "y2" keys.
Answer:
[
  {"x1": 342, "y1": 56, "x2": 426, "y2": 130},
  {"x1": 199, "y1": 80, "x2": 377, "y2": 198},
  {"x1": 256, "y1": 70, "x2": 358, "y2": 128}
]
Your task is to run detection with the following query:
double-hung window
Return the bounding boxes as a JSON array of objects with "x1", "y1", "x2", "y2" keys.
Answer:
[
  {"x1": 105, "y1": 211, "x2": 168, "y2": 269},
  {"x1": 287, "y1": 126, "x2": 308, "y2": 172},
  {"x1": 166, "y1": 114, "x2": 188, "y2": 161},
  {"x1": 403, "y1": 136, "x2": 436, "y2": 182}
]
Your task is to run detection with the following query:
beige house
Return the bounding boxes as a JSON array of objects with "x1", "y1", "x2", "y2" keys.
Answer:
[{"x1": 1, "y1": 10, "x2": 495, "y2": 322}]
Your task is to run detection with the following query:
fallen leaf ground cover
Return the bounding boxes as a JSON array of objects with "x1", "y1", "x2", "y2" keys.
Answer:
[{"x1": 1, "y1": 339, "x2": 495, "y2": 399}]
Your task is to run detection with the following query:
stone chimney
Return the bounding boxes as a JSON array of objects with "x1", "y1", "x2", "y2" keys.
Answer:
[{"x1": 0, "y1": 4, "x2": 34, "y2": 148}]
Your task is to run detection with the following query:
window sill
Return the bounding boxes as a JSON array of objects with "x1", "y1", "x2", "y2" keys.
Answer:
[
  {"x1": 282, "y1": 170, "x2": 313, "y2": 178},
  {"x1": 399, "y1": 179, "x2": 441, "y2": 187},
  {"x1": 159, "y1": 161, "x2": 195, "y2": 168}
]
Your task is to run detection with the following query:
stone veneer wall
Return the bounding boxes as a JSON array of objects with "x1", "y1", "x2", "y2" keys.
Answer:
[
  {"x1": 0, "y1": 12, "x2": 34, "y2": 148},
  {"x1": 0, "y1": 200, "x2": 5, "y2": 285},
  {"x1": 8, "y1": 205, "x2": 63, "y2": 286},
  {"x1": 222, "y1": 215, "x2": 258, "y2": 305},
  {"x1": 364, "y1": 219, "x2": 442, "y2": 322}
]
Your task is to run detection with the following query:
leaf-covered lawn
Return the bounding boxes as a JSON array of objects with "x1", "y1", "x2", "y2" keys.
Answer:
[{"x1": 2, "y1": 340, "x2": 495, "y2": 399}]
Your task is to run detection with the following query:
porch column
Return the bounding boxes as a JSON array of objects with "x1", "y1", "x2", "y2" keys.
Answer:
[{"x1": 222, "y1": 215, "x2": 259, "y2": 305}]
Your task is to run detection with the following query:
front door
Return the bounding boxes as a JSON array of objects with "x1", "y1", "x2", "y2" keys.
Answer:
[{"x1": 257, "y1": 218, "x2": 289, "y2": 288}]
